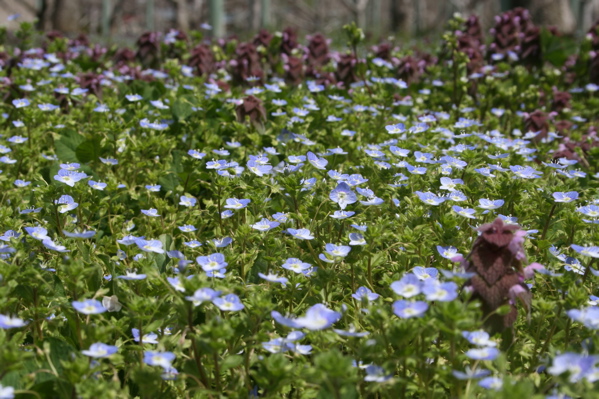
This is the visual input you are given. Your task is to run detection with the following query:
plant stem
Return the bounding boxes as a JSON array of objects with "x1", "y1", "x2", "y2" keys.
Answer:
[{"x1": 540, "y1": 203, "x2": 557, "y2": 240}]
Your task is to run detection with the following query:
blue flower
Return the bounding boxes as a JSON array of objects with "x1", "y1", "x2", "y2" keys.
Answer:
[
  {"x1": 117, "y1": 270, "x2": 147, "y2": 280},
  {"x1": 282, "y1": 258, "x2": 313, "y2": 274},
  {"x1": 247, "y1": 160, "x2": 272, "y2": 176},
  {"x1": 144, "y1": 351, "x2": 175, "y2": 370},
  {"x1": 391, "y1": 274, "x2": 422, "y2": 298},
  {"x1": 307, "y1": 151, "x2": 328, "y2": 170},
  {"x1": 196, "y1": 253, "x2": 227, "y2": 272},
  {"x1": 211, "y1": 237, "x2": 233, "y2": 247},
  {"x1": 212, "y1": 294, "x2": 244, "y2": 311},
  {"x1": 224, "y1": 198, "x2": 251, "y2": 209},
  {"x1": 392, "y1": 300, "x2": 428, "y2": 318},
  {"x1": 330, "y1": 211, "x2": 355, "y2": 219},
  {"x1": 330, "y1": 182, "x2": 357, "y2": 209},
  {"x1": 55, "y1": 195, "x2": 78, "y2": 213},
  {"x1": 54, "y1": 169, "x2": 88, "y2": 187},
  {"x1": 184, "y1": 240, "x2": 202, "y2": 248},
  {"x1": 0, "y1": 384, "x2": 14, "y2": 399},
  {"x1": 294, "y1": 304, "x2": 341, "y2": 330},
  {"x1": 452, "y1": 367, "x2": 491, "y2": 380},
  {"x1": 82, "y1": 343, "x2": 118, "y2": 358},
  {"x1": 364, "y1": 365, "x2": 392, "y2": 382},
  {"x1": 12, "y1": 98, "x2": 30, "y2": 108},
  {"x1": 0, "y1": 315, "x2": 27, "y2": 329},
  {"x1": 510, "y1": 165, "x2": 542, "y2": 179},
  {"x1": 72, "y1": 299, "x2": 107, "y2": 314},
  {"x1": 251, "y1": 218, "x2": 280, "y2": 232},
  {"x1": 352, "y1": 286, "x2": 379, "y2": 302},
  {"x1": 577, "y1": 205, "x2": 599, "y2": 219},
  {"x1": 132, "y1": 328, "x2": 159, "y2": 343},
  {"x1": 324, "y1": 243, "x2": 351, "y2": 258},
  {"x1": 348, "y1": 233, "x2": 366, "y2": 246},
  {"x1": 465, "y1": 347, "x2": 500, "y2": 360},
  {"x1": 145, "y1": 184, "x2": 161, "y2": 192},
  {"x1": 42, "y1": 238, "x2": 69, "y2": 252},
  {"x1": 63, "y1": 230, "x2": 96, "y2": 239},
  {"x1": 461, "y1": 331, "x2": 497, "y2": 347},
  {"x1": 185, "y1": 288, "x2": 221, "y2": 306},
  {"x1": 553, "y1": 191, "x2": 579, "y2": 203},
  {"x1": 567, "y1": 307, "x2": 599, "y2": 329},
  {"x1": 548, "y1": 353, "x2": 599, "y2": 382},
  {"x1": 422, "y1": 279, "x2": 458, "y2": 302},
  {"x1": 179, "y1": 196, "x2": 197, "y2": 207},
  {"x1": 436, "y1": 246, "x2": 461, "y2": 259},
  {"x1": 141, "y1": 208, "x2": 160, "y2": 217},
  {"x1": 88, "y1": 180, "x2": 107, "y2": 190},
  {"x1": 25, "y1": 226, "x2": 49, "y2": 240},
  {"x1": 415, "y1": 191, "x2": 445, "y2": 206},
  {"x1": 478, "y1": 199, "x2": 504, "y2": 210},
  {"x1": 188, "y1": 149, "x2": 206, "y2": 159},
  {"x1": 478, "y1": 377, "x2": 503, "y2": 390},
  {"x1": 452, "y1": 205, "x2": 476, "y2": 219},
  {"x1": 38, "y1": 103, "x2": 59, "y2": 111},
  {"x1": 571, "y1": 244, "x2": 599, "y2": 258},
  {"x1": 286, "y1": 228, "x2": 314, "y2": 240},
  {"x1": 134, "y1": 238, "x2": 164, "y2": 254},
  {"x1": 412, "y1": 267, "x2": 439, "y2": 280},
  {"x1": 258, "y1": 273, "x2": 288, "y2": 286}
]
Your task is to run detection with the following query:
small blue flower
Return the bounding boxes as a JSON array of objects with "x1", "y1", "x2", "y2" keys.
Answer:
[
  {"x1": 134, "y1": 238, "x2": 164, "y2": 254},
  {"x1": 82, "y1": 343, "x2": 118, "y2": 358},
  {"x1": 330, "y1": 182, "x2": 357, "y2": 210},
  {"x1": 352, "y1": 286, "x2": 379, "y2": 302},
  {"x1": 132, "y1": 328, "x2": 158, "y2": 343},
  {"x1": 287, "y1": 228, "x2": 314, "y2": 240},
  {"x1": 144, "y1": 351, "x2": 175, "y2": 369},
  {"x1": 72, "y1": 299, "x2": 107, "y2": 314},
  {"x1": 478, "y1": 199, "x2": 504, "y2": 210},
  {"x1": 415, "y1": 191, "x2": 445, "y2": 206},
  {"x1": 392, "y1": 300, "x2": 428, "y2": 318},
  {"x1": 12, "y1": 98, "x2": 30, "y2": 108},
  {"x1": 465, "y1": 347, "x2": 500, "y2": 361},
  {"x1": 391, "y1": 274, "x2": 422, "y2": 298},
  {"x1": 553, "y1": 191, "x2": 579, "y2": 203},
  {"x1": 258, "y1": 273, "x2": 288, "y2": 286},
  {"x1": 251, "y1": 218, "x2": 280, "y2": 232},
  {"x1": 307, "y1": 151, "x2": 328, "y2": 170},
  {"x1": 141, "y1": 208, "x2": 160, "y2": 217},
  {"x1": 224, "y1": 198, "x2": 251, "y2": 209},
  {"x1": 179, "y1": 196, "x2": 197, "y2": 207},
  {"x1": 88, "y1": 180, "x2": 107, "y2": 190},
  {"x1": 0, "y1": 314, "x2": 27, "y2": 329},
  {"x1": 212, "y1": 294, "x2": 244, "y2": 311}
]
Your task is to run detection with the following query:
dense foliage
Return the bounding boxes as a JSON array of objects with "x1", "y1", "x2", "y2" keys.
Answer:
[{"x1": 0, "y1": 8, "x2": 599, "y2": 399}]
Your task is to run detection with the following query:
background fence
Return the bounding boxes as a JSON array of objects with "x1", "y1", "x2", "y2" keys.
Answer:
[{"x1": 1, "y1": 0, "x2": 598, "y2": 42}]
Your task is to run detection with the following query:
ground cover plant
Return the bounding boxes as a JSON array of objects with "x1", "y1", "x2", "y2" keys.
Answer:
[{"x1": 1, "y1": 7, "x2": 599, "y2": 398}]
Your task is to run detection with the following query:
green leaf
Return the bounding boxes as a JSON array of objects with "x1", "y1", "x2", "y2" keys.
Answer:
[
  {"x1": 158, "y1": 173, "x2": 180, "y2": 192},
  {"x1": 54, "y1": 129, "x2": 87, "y2": 163},
  {"x1": 221, "y1": 355, "x2": 244, "y2": 371},
  {"x1": 171, "y1": 95, "x2": 195, "y2": 121},
  {"x1": 75, "y1": 138, "x2": 102, "y2": 163}
]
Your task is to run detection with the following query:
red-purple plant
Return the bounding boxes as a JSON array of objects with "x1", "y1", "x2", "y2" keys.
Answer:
[
  {"x1": 335, "y1": 53, "x2": 358, "y2": 85},
  {"x1": 188, "y1": 44, "x2": 215, "y2": 77},
  {"x1": 456, "y1": 218, "x2": 541, "y2": 333},
  {"x1": 306, "y1": 33, "x2": 330, "y2": 69},
  {"x1": 231, "y1": 43, "x2": 263, "y2": 85},
  {"x1": 236, "y1": 95, "x2": 266, "y2": 124},
  {"x1": 283, "y1": 55, "x2": 304, "y2": 86},
  {"x1": 136, "y1": 32, "x2": 160, "y2": 67},
  {"x1": 524, "y1": 110, "x2": 549, "y2": 142},
  {"x1": 281, "y1": 27, "x2": 299, "y2": 56}
]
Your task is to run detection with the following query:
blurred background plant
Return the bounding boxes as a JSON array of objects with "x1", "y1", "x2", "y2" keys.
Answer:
[{"x1": 0, "y1": 0, "x2": 596, "y2": 44}]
